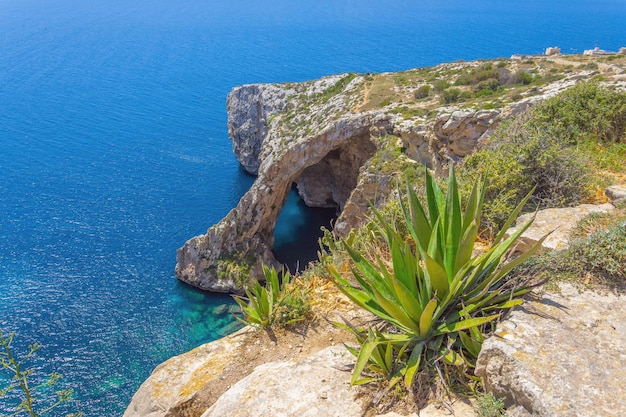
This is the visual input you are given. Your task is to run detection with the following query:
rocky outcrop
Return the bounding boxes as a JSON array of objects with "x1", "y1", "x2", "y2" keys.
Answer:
[
  {"x1": 176, "y1": 73, "x2": 400, "y2": 292},
  {"x1": 476, "y1": 284, "x2": 626, "y2": 417},
  {"x1": 176, "y1": 63, "x2": 619, "y2": 293},
  {"x1": 504, "y1": 203, "x2": 615, "y2": 253},
  {"x1": 394, "y1": 109, "x2": 500, "y2": 172},
  {"x1": 125, "y1": 330, "x2": 475, "y2": 417},
  {"x1": 227, "y1": 84, "x2": 297, "y2": 175},
  {"x1": 123, "y1": 328, "x2": 247, "y2": 417},
  {"x1": 200, "y1": 346, "x2": 360, "y2": 417},
  {"x1": 176, "y1": 108, "x2": 393, "y2": 292}
]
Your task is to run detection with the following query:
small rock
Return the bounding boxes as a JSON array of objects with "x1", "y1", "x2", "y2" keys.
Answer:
[{"x1": 606, "y1": 184, "x2": 626, "y2": 203}]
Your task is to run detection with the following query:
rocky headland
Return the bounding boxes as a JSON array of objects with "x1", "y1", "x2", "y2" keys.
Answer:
[
  {"x1": 175, "y1": 53, "x2": 625, "y2": 294},
  {"x1": 127, "y1": 52, "x2": 626, "y2": 417}
]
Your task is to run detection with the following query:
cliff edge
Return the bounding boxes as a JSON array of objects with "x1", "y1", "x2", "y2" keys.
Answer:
[{"x1": 175, "y1": 56, "x2": 622, "y2": 293}]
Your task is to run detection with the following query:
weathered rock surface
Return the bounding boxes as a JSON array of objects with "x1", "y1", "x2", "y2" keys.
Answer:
[
  {"x1": 201, "y1": 346, "x2": 361, "y2": 417},
  {"x1": 606, "y1": 184, "x2": 626, "y2": 203},
  {"x1": 227, "y1": 84, "x2": 297, "y2": 175},
  {"x1": 125, "y1": 331, "x2": 476, "y2": 417},
  {"x1": 433, "y1": 109, "x2": 500, "y2": 157},
  {"x1": 505, "y1": 203, "x2": 615, "y2": 253},
  {"x1": 476, "y1": 284, "x2": 626, "y2": 417},
  {"x1": 394, "y1": 109, "x2": 500, "y2": 171},
  {"x1": 123, "y1": 328, "x2": 247, "y2": 417}
]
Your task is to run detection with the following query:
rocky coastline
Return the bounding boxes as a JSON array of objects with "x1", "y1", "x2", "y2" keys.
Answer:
[
  {"x1": 123, "y1": 53, "x2": 626, "y2": 417},
  {"x1": 174, "y1": 53, "x2": 624, "y2": 294}
]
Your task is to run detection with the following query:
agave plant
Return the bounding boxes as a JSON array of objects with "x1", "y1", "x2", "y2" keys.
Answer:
[
  {"x1": 328, "y1": 166, "x2": 546, "y2": 388},
  {"x1": 233, "y1": 265, "x2": 309, "y2": 328}
]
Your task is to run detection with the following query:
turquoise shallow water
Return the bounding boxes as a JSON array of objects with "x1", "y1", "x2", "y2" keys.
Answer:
[{"x1": 1, "y1": 0, "x2": 625, "y2": 414}]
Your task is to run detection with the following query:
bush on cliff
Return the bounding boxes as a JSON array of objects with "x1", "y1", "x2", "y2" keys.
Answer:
[
  {"x1": 1, "y1": 330, "x2": 83, "y2": 417},
  {"x1": 458, "y1": 80, "x2": 626, "y2": 233},
  {"x1": 511, "y1": 208, "x2": 626, "y2": 291}
]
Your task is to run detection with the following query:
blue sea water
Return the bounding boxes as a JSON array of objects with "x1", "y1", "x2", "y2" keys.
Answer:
[{"x1": 1, "y1": 0, "x2": 625, "y2": 414}]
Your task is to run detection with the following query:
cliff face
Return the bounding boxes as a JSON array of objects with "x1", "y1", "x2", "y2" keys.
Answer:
[
  {"x1": 176, "y1": 75, "x2": 395, "y2": 292},
  {"x1": 175, "y1": 60, "x2": 600, "y2": 293}
]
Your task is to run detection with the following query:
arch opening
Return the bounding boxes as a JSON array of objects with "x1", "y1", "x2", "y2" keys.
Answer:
[{"x1": 272, "y1": 132, "x2": 377, "y2": 272}]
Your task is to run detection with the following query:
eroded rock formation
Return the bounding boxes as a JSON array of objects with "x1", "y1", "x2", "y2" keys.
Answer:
[
  {"x1": 175, "y1": 64, "x2": 610, "y2": 293},
  {"x1": 176, "y1": 74, "x2": 394, "y2": 292}
]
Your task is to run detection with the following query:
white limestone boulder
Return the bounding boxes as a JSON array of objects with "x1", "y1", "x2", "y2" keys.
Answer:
[{"x1": 476, "y1": 284, "x2": 626, "y2": 417}]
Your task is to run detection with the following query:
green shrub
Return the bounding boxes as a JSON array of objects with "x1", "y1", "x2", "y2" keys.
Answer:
[
  {"x1": 474, "y1": 392, "x2": 506, "y2": 417},
  {"x1": 328, "y1": 167, "x2": 544, "y2": 389},
  {"x1": 513, "y1": 212, "x2": 626, "y2": 290},
  {"x1": 433, "y1": 79, "x2": 450, "y2": 92},
  {"x1": 1, "y1": 331, "x2": 82, "y2": 417},
  {"x1": 459, "y1": 122, "x2": 591, "y2": 232},
  {"x1": 473, "y1": 78, "x2": 500, "y2": 93},
  {"x1": 458, "y1": 81, "x2": 626, "y2": 232},
  {"x1": 233, "y1": 266, "x2": 310, "y2": 328},
  {"x1": 414, "y1": 85, "x2": 431, "y2": 99},
  {"x1": 454, "y1": 64, "x2": 498, "y2": 86},
  {"x1": 441, "y1": 88, "x2": 462, "y2": 104},
  {"x1": 519, "y1": 72, "x2": 533, "y2": 85},
  {"x1": 528, "y1": 80, "x2": 626, "y2": 143}
]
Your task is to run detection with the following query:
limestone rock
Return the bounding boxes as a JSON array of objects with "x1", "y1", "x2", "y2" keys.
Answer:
[
  {"x1": 505, "y1": 203, "x2": 615, "y2": 253},
  {"x1": 176, "y1": 109, "x2": 392, "y2": 292},
  {"x1": 378, "y1": 400, "x2": 475, "y2": 416},
  {"x1": 476, "y1": 284, "x2": 626, "y2": 417},
  {"x1": 200, "y1": 346, "x2": 361, "y2": 417},
  {"x1": 606, "y1": 184, "x2": 626, "y2": 203},
  {"x1": 177, "y1": 71, "x2": 395, "y2": 292},
  {"x1": 433, "y1": 109, "x2": 500, "y2": 157},
  {"x1": 123, "y1": 328, "x2": 248, "y2": 417},
  {"x1": 395, "y1": 109, "x2": 500, "y2": 165},
  {"x1": 227, "y1": 83, "x2": 296, "y2": 175},
  {"x1": 334, "y1": 170, "x2": 395, "y2": 237}
]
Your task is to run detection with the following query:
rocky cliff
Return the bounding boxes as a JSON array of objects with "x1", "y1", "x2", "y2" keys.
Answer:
[{"x1": 175, "y1": 58, "x2": 608, "y2": 293}]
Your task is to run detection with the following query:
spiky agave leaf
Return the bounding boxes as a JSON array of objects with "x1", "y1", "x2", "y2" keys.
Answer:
[{"x1": 328, "y1": 167, "x2": 546, "y2": 390}]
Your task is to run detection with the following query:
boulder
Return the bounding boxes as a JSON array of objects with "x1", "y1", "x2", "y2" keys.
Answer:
[
  {"x1": 201, "y1": 345, "x2": 475, "y2": 417},
  {"x1": 123, "y1": 328, "x2": 248, "y2": 417},
  {"x1": 606, "y1": 184, "x2": 626, "y2": 203},
  {"x1": 505, "y1": 203, "x2": 615, "y2": 253},
  {"x1": 201, "y1": 346, "x2": 362, "y2": 417},
  {"x1": 476, "y1": 284, "x2": 626, "y2": 417}
]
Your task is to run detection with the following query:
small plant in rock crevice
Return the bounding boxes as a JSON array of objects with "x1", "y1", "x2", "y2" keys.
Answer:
[{"x1": 473, "y1": 392, "x2": 507, "y2": 417}]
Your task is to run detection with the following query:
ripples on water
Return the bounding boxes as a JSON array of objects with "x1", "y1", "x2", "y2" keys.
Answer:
[{"x1": 1, "y1": 0, "x2": 625, "y2": 414}]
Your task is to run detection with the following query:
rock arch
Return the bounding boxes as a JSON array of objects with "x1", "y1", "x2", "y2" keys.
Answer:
[{"x1": 175, "y1": 110, "x2": 391, "y2": 293}]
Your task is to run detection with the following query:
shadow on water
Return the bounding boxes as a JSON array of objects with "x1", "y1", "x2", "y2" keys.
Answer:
[{"x1": 273, "y1": 186, "x2": 337, "y2": 273}]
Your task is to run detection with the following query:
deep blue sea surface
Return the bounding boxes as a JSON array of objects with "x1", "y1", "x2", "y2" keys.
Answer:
[{"x1": 1, "y1": 0, "x2": 625, "y2": 414}]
